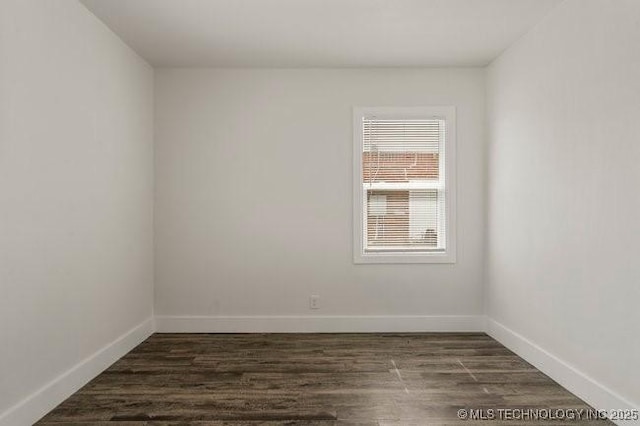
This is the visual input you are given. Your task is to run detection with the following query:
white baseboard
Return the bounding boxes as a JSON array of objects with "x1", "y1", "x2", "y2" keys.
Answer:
[
  {"x1": 0, "y1": 317, "x2": 155, "y2": 426},
  {"x1": 486, "y1": 318, "x2": 639, "y2": 426},
  {"x1": 155, "y1": 314, "x2": 486, "y2": 333}
]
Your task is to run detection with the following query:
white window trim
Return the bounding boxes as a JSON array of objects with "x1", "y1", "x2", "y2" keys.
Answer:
[{"x1": 353, "y1": 106, "x2": 457, "y2": 264}]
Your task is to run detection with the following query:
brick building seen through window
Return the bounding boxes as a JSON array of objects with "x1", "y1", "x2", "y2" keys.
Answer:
[{"x1": 363, "y1": 151, "x2": 439, "y2": 249}]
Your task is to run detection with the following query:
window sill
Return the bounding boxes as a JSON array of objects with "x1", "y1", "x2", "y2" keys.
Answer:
[{"x1": 353, "y1": 251, "x2": 456, "y2": 264}]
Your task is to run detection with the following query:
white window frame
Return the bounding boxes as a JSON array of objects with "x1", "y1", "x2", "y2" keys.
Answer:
[{"x1": 353, "y1": 106, "x2": 456, "y2": 264}]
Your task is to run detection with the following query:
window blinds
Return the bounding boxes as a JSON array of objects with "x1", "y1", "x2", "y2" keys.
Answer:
[{"x1": 362, "y1": 117, "x2": 446, "y2": 252}]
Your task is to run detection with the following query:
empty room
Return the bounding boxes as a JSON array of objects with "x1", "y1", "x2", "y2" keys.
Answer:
[{"x1": 1, "y1": 0, "x2": 639, "y2": 424}]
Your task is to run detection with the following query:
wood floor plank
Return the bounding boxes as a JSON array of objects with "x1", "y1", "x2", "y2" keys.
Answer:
[{"x1": 37, "y1": 333, "x2": 612, "y2": 425}]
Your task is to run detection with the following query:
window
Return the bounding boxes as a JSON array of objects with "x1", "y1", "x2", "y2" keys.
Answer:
[{"x1": 353, "y1": 107, "x2": 456, "y2": 263}]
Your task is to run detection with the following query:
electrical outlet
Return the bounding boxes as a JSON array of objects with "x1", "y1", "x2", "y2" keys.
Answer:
[{"x1": 309, "y1": 295, "x2": 320, "y2": 310}]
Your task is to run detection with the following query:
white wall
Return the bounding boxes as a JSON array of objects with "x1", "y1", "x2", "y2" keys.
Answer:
[
  {"x1": 0, "y1": 0, "x2": 154, "y2": 421},
  {"x1": 155, "y1": 68, "x2": 485, "y2": 328},
  {"x1": 487, "y1": 0, "x2": 640, "y2": 409}
]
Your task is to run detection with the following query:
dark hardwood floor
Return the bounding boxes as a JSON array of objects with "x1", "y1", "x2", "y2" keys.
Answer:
[{"x1": 38, "y1": 333, "x2": 611, "y2": 425}]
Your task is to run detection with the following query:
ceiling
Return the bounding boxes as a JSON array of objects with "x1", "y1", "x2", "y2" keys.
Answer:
[{"x1": 81, "y1": 0, "x2": 561, "y2": 68}]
